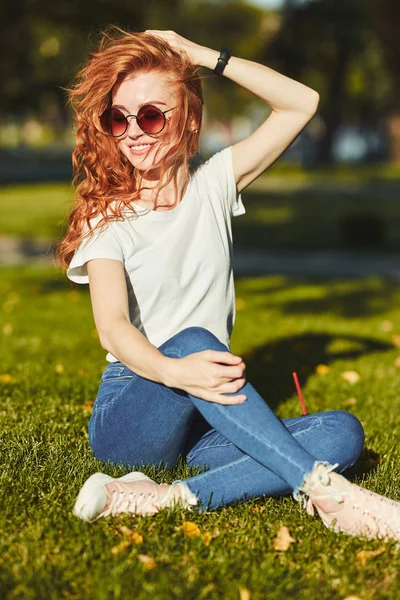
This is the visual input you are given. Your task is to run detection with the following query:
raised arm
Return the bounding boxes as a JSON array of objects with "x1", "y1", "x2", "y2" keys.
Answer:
[{"x1": 145, "y1": 30, "x2": 319, "y2": 192}]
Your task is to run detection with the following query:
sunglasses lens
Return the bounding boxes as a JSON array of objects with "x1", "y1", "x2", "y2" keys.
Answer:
[
  {"x1": 100, "y1": 108, "x2": 127, "y2": 137},
  {"x1": 137, "y1": 106, "x2": 165, "y2": 134}
]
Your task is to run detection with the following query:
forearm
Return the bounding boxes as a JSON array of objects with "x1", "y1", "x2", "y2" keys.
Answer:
[
  {"x1": 100, "y1": 319, "x2": 173, "y2": 385},
  {"x1": 198, "y1": 48, "x2": 318, "y2": 114}
]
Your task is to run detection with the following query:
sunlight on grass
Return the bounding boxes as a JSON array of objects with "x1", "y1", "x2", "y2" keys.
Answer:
[
  {"x1": 0, "y1": 183, "x2": 73, "y2": 239},
  {"x1": 1, "y1": 266, "x2": 399, "y2": 599}
]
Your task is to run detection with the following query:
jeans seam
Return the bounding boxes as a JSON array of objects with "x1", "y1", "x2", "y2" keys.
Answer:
[
  {"x1": 186, "y1": 455, "x2": 250, "y2": 484},
  {"x1": 187, "y1": 442, "x2": 234, "y2": 462},
  {"x1": 284, "y1": 416, "x2": 322, "y2": 434},
  {"x1": 211, "y1": 403, "x2": 310, "y2": 474}
]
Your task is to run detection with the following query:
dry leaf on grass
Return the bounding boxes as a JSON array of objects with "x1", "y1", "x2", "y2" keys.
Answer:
[
  {"x1": 343, "y1": 596, "x2": 362, "y2": 600},
  {"x1": 111, "y1": 539, "x2": 132, "y2": 555},
  {"x1": 381, "y1": 320, "x2": 393, "y2": 332},
  {"x1": 236, "y1": 298, "x2": 246, "y2": 310},
  {"x1": 203, "y1": 532, "x2": 217, "y2": 547},
  {"x1": 115, "y1": 525, "x2": 143, "y2": 544},
  {"x1": 182, "y1": 521, "x2": 201, "y2": 537},
  {"x1": 239, "y1": 587, "x2": 251, "y2": 600},
  {"x1": 272, "y1": 526, "x2": 296, "y2": 551},
  {"x1": 316, "y1": 364, "x2": 330, "y2": 375},
  {"x1": 55, "y1": 363, "x2": 64, "y2": 374},
  {"x1": 343, "y1": 397, "x2": 357, "y2": 407},
  {"x1": 341, "y1": 371, "x2": 360, "y2": 385},
  {"x1": 392, "y1": 334, "x2": 400, "y2": 347},
  {"x1": 3, "y1": 324, "x2": 13, "y2": 336},
  {"x1": 138, "y1": 554, "x2": 157, "y2": 570},
  {"x1": 356, "y1": 547, "x2": 386, "y2": 567},
  {"x1": 394, "y1": 357, "x2": 400, "y2": 368},
  {"x1": 0, "y1": 374, "x2": 17, "y2": 383}
]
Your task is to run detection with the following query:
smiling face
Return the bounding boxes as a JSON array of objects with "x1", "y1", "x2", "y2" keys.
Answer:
[{"x1": 111, "y1": 71, "x2": 181, "y2": 174}]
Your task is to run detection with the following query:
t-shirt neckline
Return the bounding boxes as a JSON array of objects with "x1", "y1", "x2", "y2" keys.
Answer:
[{"x1": 129, "y1": 175, "x2": 194, "y2": 222}]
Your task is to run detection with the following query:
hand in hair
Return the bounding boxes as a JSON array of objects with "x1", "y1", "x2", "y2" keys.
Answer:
[{"x1": 144, "y1": 30, "x2": 208, "y2": 66}]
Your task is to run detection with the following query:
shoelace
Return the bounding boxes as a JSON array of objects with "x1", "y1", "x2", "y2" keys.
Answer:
[
  {"x1": 100, "y1": 489, "x2": 157, "y2": 518},
  {"x1": 352, "y1": 487, "x2": 400, "y2": 537},
  {"x1": 297, "y1": 463, "x2": 345, "y2": 515},
  {"x1": 301, "y1": 465, "x2": 400, "y2": 539}
]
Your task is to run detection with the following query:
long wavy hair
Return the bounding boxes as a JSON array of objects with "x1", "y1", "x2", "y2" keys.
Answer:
[{"x1": 54, "y1": 27, "x2": 203, "y2": 270}]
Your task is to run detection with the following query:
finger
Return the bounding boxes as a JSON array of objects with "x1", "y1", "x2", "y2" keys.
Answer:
[
  {"x1": 218, "y1": 365, "x2": 246, "y2": 380},
  {"x1": 210, "y1": 393, "x2": 247, "y2": 405},
  {"x1": 215, "y1": 378, "x2": 247, "y2": 394},
  {"x1": 204, "y1": 350, "x2": 243, "y2": 365}
]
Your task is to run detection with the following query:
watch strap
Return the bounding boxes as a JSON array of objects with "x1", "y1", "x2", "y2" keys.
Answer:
[{"x1": 214, "y1": 48, "x2": 231, "y2": 75}]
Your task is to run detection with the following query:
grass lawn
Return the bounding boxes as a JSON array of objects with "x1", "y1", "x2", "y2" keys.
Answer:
[
  {"x1": 1, "y1": 265, "x2": 400, "y2": 599},
  {"x1": 2, "y1": 170, "x2": 400, "y2": 252}
]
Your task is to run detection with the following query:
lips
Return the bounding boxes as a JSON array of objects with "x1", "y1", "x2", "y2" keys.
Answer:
[{"x1": 128, "y1": 141, "x2": 158, "y2": 156}]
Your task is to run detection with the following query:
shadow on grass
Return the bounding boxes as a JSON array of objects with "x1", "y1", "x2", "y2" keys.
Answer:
[
  {"x1": 235, "y1": 186, "x2": 400, "y2": 252},
  {"x1": 237, "y1": 277, "x2": 400, "y2": 319},
  {"x1": 243, "y1": 332, "x2": 393, "y2": 413}
]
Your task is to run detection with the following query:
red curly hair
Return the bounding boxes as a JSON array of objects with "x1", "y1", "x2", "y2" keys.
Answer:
[{"x1": 54, "y1": 27, "x2": 204, "y2": 270}]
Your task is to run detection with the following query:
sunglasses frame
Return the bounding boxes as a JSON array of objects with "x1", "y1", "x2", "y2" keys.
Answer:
[{"x1": 99, "y1": 104, "x2": 176, "y2": 137}]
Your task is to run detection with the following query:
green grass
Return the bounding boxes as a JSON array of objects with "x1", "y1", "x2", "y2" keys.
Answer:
[
  {"x1": 3, "y1": 172, "x2": 400, "y2": 252},
  {"x1": 1, "y1": 266, "x2": 400, "y2": 599},
  {"x1": 0, "y1": 183, "x2": 73, "y2": 240}
]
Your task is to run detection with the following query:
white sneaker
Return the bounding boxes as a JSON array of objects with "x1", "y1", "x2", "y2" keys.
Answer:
[
  {"x1": 73, "y1": 471, "x2": 198, "y2": 522},
  {"x1": 296, "y1": 463, "x2": 400, "y2": 541}
]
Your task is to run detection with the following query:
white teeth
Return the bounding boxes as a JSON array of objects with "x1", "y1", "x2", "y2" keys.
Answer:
[{"x1": 130, "y1": 144, "x2": 151, "y2": 150}]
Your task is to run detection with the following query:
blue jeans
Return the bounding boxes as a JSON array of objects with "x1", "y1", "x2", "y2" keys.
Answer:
[{"x1": 88, "y1": 327, "x2": 365, "y2": 511}]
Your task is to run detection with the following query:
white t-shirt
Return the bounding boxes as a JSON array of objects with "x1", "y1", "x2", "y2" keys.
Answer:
[{"x1": 67, "y1": 146, "x2": 246, "y2": 362}]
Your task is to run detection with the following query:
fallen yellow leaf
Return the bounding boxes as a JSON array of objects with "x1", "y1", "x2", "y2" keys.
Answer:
[
  {"x1": 55, "y1": 363, "x2": 64, "y2": 374},
  {"x1": 343, "y1": 397, "x2": 357, "y2": 407},
  {"x1": 182, "y1": 521, "x2": 201, "y2": 537},
  {"x1": 115, "y1": 525, "x2": 144, "y2": 544},
  {"x1": 131, "y1": 532, "x2": 144, "y2": 544},
  {"x1": 0, "y1": 374, "x2": 16, "y2": 383},
  {"x1": 3, "y1": 324, "x2": 13, "y2": 336},
  {"x1": 381, "y1": 320, "x2": 393, "y2": 332},
  {"x1": 138, "y1": 554, "x2": 157, "y2": 570},
  {"x1": 239, "y1": 587, "x2": 251, "y2": 600},
  {"x1": 203, "y1": 532, "x2": 216, "y2": 547},
  {"x1": 82, "y1": 402, "x2": 94, "y2": 412},
  {"x1": 341, "y1": 371, "x2": 360, "y2": 385},
  {"x1": 111, "y1": 539, "x2": 132, "y2": 555},
  {"x1": 392, "y1": 334, "x2": 400, "y2": 347},
  {"x1": 394, "y1": 357, "x2": 400, "y2": 368},
  {"x1": 343, "y1": 597, "x2": 362, "y2": 600},
  {"x1": 272, "y1": 526, "x2": 296, "y2": 551},
  {"x1": 356, "y1": 547, "x2": 386, "y2": 568},
  {"x1": 316, "y1": 364, "x2": 330, "y2": 375},
  {"x1": 236, "y1": 298, "x2": 246, "y2": 310}
]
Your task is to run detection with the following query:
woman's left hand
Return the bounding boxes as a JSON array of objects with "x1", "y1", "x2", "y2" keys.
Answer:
[{"x1": 144, "y1": 30, "x2": 207, "y2": 66}]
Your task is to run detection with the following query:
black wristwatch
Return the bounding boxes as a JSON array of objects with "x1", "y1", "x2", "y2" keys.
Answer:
[{"x1": 214, "y1": 49, "x2": 231, "y2": 75}]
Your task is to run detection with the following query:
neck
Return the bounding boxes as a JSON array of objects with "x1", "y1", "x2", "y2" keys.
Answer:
[{"x1": 135, "y1": 164, "x2": 189, "y2": 211}]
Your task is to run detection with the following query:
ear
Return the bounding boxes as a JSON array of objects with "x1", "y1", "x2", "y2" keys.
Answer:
[{"x1": 188, "y1": 115, "x2": 199, "y2": 133}]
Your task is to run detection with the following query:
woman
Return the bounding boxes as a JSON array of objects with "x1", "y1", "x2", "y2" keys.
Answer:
[{"x1": 56, "y1": 28, "x2": 400, "y2": 540}]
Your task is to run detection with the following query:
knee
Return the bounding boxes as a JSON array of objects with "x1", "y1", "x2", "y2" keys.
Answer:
[
  {"x1": 160, "y1": 327, "x2": 227, "y2": 357},
  {"x1": 323, "y1": 410, "x2": 365, "y2": 468}
]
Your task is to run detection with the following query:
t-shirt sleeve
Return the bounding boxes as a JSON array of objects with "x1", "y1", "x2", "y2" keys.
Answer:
[
  {"x1": 203, "y1": 145, "x2": 246, "y2": 218},
  {"x1": 66, "y1": 218, "x2": 124, "y2": 284}
]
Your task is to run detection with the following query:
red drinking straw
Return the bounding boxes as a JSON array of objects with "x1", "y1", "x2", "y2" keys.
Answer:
[{"x1": 292, "y1": 372, "x2": 308, "y2": 415}]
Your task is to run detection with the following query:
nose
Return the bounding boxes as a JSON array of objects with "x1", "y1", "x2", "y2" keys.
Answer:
[{"x1": 125, "y1": 116, "x2": 142, "y2": 137}]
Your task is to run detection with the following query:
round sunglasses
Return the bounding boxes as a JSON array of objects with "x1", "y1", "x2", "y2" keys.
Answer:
[{"x1": 99, "y1": 104, "x2": 176, "y2": 137}]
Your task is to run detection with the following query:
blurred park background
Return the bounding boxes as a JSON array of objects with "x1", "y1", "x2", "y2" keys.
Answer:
[
  {"x1": 2, "y1": 3, "x2": 400, "y2": 597},
  {"x1": 1, "y1": 0, "x2": 400, "y2": 265}
]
